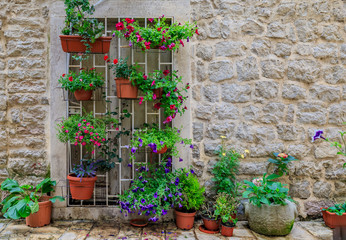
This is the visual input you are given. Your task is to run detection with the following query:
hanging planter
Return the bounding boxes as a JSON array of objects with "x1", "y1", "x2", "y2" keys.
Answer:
[
  {"x1": 60, "y1": 35, "x2": 112, "y2": 54},
  {"x1": 74, "y1": 88, "x2": 93, "y2": 101},
  {"x1": 115, "y1": 78, "x2": 138, "y2": 99},
  {"x1": 154, "y1": 145, "x2": 167, "y2": 154},
  {"x1": 67, "y1": 173, "x2": 97, "y2": 200}
]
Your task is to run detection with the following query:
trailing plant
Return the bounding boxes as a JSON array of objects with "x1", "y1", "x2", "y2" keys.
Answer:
[
  {"x1": 129, "y1": 124, "x2": 192, "y2": 162},
  {"x1": 242, "y1": 174, "x2": 294, "y2": 207},
  {"x1": 266, "y1": 153, "x2": 298, "y2": 180},
  {"x1": 312, "y1": 124, "x2": 346, "y2": 168},
  {"x1": 106, "y1": 57, "x2": 136, "y2": 79},
  {"x1": 1, "y1": 178, "x2": 64, "y2": 219},
  {"x1": 113, "y1": 16, "x2": 198, "y2": 51},
  {"x1": 323, "y1": 202, "x2": 346, "y2": 216},
  {"x1": 177, "y1": 168, "x2": 205, "y2": 212},
  {"x1": 119, "y1": 162, "x2": 185, "y2": 222},
  {"x1": 61, "y1": 0, "x2": 105, "y2": 60},
  {"x1": 214, "y1": 193, "x2": 238, "y2": 226},
  {"x1": 59, "y1": 68, "x2": 104, "y2": 92}
]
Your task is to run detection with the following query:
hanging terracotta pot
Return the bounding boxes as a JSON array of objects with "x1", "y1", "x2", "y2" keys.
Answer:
[
  {"x1": 74, "y1": 89, "x2": 93, "y2": 101},
  {"x1": 220, "y1": 222, "x2": 235, "y2": 237},
  {"x1": 154, "y1": 145, "x2": 167, "y2": 154},
  {"x1": 322, "y1": 210, "x2": 346, "y2": 228},
  {"x1": 153, "y1": 88, "x2": 163, "y2": 99},
  {"x1": 59, "y1": 35, "x2": 112, "y2": 54},
  {"x1": 202, "y1": 216, "x2": 220, "y2": 231},
  {"x1": 67, "y1": 173, "x2": 97, "y2": 200},
  {"x1": 115, "y1": 78, "x2": 138, "y2": 99},
  {"x1": 175, "y1": 209, "x2": 196, "y2": 230},
  {"x1": 26, "y1": 196, "x2": 52, "y2": 228}
]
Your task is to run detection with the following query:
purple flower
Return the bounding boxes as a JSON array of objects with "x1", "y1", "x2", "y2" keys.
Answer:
[
  {"x1": 168, "y1": 193, "x2": 173, "y2": 198},
  {"x1": 149, "y1": 216, "x2": 158, "y2": 222},
  {"x1": 131, "y1": 147, "x2": 137, "y2": 153},
  {"x1": 190, "y1": 169, "x2": 195, "y2": 174},
  {"x1": 179, "y1": 158, "x2": 183, "y2": 162},
  {"x1": 178, "y1": 203, "x2": 182, "y2": 208},
  {"x1": 127, "y1": 163, "x2": 132, "y2": 167},
  {"x1": 187, "y1": 37, "x2": 189, "y2": 42},
  {"x1": 164, "y1": 168, "x2": 170, "y2": 173},
  {"x1": 160, "y1": 141, "x2": 164, "y2": 145},
  {"x1": 140, "y1": 187, "x2": 145, "y2": 192},
  {"x1": 154, "y1": 192, "x2": 158, "y2": 198},
  {"x1": 139, "y1": 176, "x2": 143, "y2": 180},
  {"x1": 142, "y1": 180, "x2": 148, "y2": 184},
  {"x1": 132, "y1": 187, "x2": 139, "y2": 193},
  {"x1": 124, "y1": 145, "x2": 129, "y2": 149},
  {"x1": 161, "y1": 209, "x2": 168, "y2": 215},
  {"x1": 129, "y1": 40, "x2": 133, "y2": 47},
  {"x1": 160, "y1": 45, "x2": 167, "y2": 51},
  {"x1": 166, "y1": 161, "x2": 172, "y2": 167},
  {"x1": 181, "y1": 140, "x2": 184, "y2": 144},
  {"x1": 141, "y1": 199, "x2": 146, "y2": 204},
  {"x1": 138, "y1": 138, "x2": 143, "y2": 147},
  {"x1": 190, "y1": 144, "x2": 194, "y2": 149},
  {"x1": 174, "y1": 177, "x2": 180, "y2": 186},
  {"x1": 312, "y1": 130, "x2": 325, "y2": 142},
  {"x1": 164, "y1": 196, "x2": 167, "y2": 201},
  {"x1": 112, "y1": 32, "x2": 116, "y2": 37}
]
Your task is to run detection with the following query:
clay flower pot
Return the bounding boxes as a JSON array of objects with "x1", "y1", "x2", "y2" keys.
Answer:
[
  {"x1": 74, "y1": 89, "x2": 93, "y2": 101},
  {"x1": 322, "y1": 210, "x2": 346, "y2": 228},
  {"x1": 67, "y1": 174, "x2": 97, "y2": 200},
  {"x1": 154, "y1": 145, "x2": 168, "y2": 154},
  {"x1": 59, "y1": 35, "x2": 112, "y2": 53},
  {"x1": 26, "y1": 196, "x2": 52, "y2": 228},
  {"x1": 130, "y1": 219, "x2": 148, "y2": 227},
  {"x1": 175, "y1": 209, "x2": 196, "y2": 230},
  {"x1": 153, "y1": 88, "x2": 163, "y2": 99},
  {"x1": 202, "y1": 216, "x2": 220, "y2": 231},
  {"x1": 220, "y1": 222, "x2": 235, "y2": 237},
  {"x1": 115, "y1": 78, "x2": 138, "y2": 99}
]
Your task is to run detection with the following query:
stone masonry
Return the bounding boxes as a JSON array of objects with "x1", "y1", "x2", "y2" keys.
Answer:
[{"x1": 190, "y1": 0, "x2": 346, "y2": 219}]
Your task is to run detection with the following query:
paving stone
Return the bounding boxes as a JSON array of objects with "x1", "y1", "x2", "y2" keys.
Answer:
[
  {"x1": 85, "y1": 222, "x2": 119, "y2": 240},
  {"x1": 298, "y1": 222, "x2": 333, "y2": 240},
  {"x1": 28, "y1": 233, "x2": 62, "y2": 240}
]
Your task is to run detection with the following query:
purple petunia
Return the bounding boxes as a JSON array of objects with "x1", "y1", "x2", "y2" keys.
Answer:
[
  {"x1": 162, "y1": 209, "x2": 168, "y2": 215},
  {"x1": 141, "y1": 199, "x2": 146, "y2": 204},
  {"x1": 131, "y1": 147, "x2": 137, "y2": 153},
  {"x1": 160, "y1": 141, "x2": 164, "y2": 145},
  {"x1": 168, "y1": 193, "x2": 173, "y2": 198},
  {"x1": 164, "y1": 196, "x2": 167, "y2": 201},
  {"x1": 312, "y1": 130, "x2": 325, "y2": 142},
  {"x1": 190, "y1": 169, "x2": 195, "y2": 174},
  {"x1": 149, "y1": 216, "x2": 159, "y2": 222},
  {"x1": 138, "y1": 138, "x2": 143, "y2": 147},
  {"x1": 179, "y1": 158, "x2": 183, "y2": 162},
  {"x1": 128, "y1": 163, "x2": 132, "y2": 167},
  {"x1": 175, "y1": 177, "x2": 180, "y2": 186},
  {"x1": 164, "y1": 168, "x2": 170, "y2": 173},
  {"x1": 179, "y1": 203, "x2": 182, "y2": 208},
  {"x1": 181, "y1": 140, "x2": 184, "y2": 144},
  {"x1": 154, "y1": 192, "x2": 158, "y2": 198},
  {"x1": 129, "y1": 40, "x2": 133, "y2": 47},
  {"x1": 190, "y1": 144, "x2": 194, "y2": 149},
  {"x1": 140, "y1": 187, "x2": 145, "y2": 192}
]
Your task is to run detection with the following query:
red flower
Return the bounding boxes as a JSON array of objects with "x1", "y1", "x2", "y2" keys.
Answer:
[
  {"x1": 90, "y1": 68, "x2": 95, "y2": 71},
  {"x1": 143, "y1": 74, "x2": 147, "y2": 80},
  {"x1": 104, "y1": 55, "x2": 109, "y2": 61},
  {"x1": 89, "y1": 83, "x2": 93, "y2": 87},
  {"x1": 170, "y1": 105, "x2": 176, "y2": 110},
  {"x1": 157, "y1": 27, "x2": 162, "y2": 31},
  {"x1": 125, "y1": 18, "x2": 134, "y2": 24},
  {"x1": 62, "y1": 74, "x2": 66, "y2": 77},
  {"x1": 113, "y1": 59, "x2": 118, "y2": 64},
  {"x1": 144, "y1": 41, "x2": 151, "y2": 50},
  {"x1": 163, "y1": 70, "x2": 170, "y2": 76},
  {"x1": 148, "y1": 18, "x2": 154, "y2": 22},
  {"x1": 126, "y1": 25, "x2": 134, "y2": 33},
  {"x1": 154, "y1": 103, "x2": 162, "y2": 110},
  {"x1": 195, "y1": 29, "x2": 199, "y2": 35},
  {"x1": 116, "y1": 22, "x2": 124, "y2": 31},
  {"x1": 68, "y1": 76, "x2": 73, "y2": 82},
  {"x1": 184, "y1": 106, "x2": 187, "y2": 110},
  {"x1": 139, "y1": 97, "x2": 144, "y2": 105},
  {"x1": 179, "y1": 39, "x2": 184, "y2": 47},
  {"x1": 173, "y1": 88, "x2": 178, "y2": 92}
]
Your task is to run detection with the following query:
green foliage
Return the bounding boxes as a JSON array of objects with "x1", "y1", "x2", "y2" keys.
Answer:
[
  {"x1": 266, "y1": 153, "x2": 298, "y2": 180},
  {"x1": 71, "y1": 159, "x2": 97, "y2": 179},
  {"x1": 62, "y1": 0, "x2": 105, "y2": 60},
  {"x1": 242, "y1": 174, "x2": 294, "y2": 207},
  {"x1": 58, "y1": 68, "x2": 104, "y2": 92},
  {"x1": 108, "y1": 58, "x2": 136, "y2": 79},
  {"x1": 214, "y1": 193, "x2": 238, "y2": 224},
  {"x1": 130, "y1": 124, "x2": 192, "y2": 162},
  {"x1": 323, "y1": 202, "x2": 346, "y2": 216},
  {"x1": 200, "y1": 202, "x2": 218, "y2": 219},
  {"x1": 1, "y1": 178, "x2": 64, "y2": 219},
  {"x1": 113, "y1": 16, "x2": 198, "y2": 51},
  {"x1": 178, "y1": 169, "x2": 205, "y2": 212}
]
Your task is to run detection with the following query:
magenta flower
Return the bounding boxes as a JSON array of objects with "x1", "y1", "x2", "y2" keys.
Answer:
[
  {"x1": 153, "y1": 94, "x2": 156, "y2": 100},
  {"x1": 139, "y1": 97, "x2": 144, "y2": 105},
  {"x1": 148, "y1": 18, "x2": 154, "y2": 22},
  {"x1": 151, "y1": 80, "x2": 155, "y2": 86}
]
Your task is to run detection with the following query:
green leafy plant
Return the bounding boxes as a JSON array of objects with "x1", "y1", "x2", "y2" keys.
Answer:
[
  {"x1": 201, "y1": 202, "x2": 218, "y2": 219},
  {"x1": 266, "y1": 153, "x2": 298, "y2": 180},
  {"x1": 214, "y1": 193, "x2": 238, "y2": 226},
  {"x1": 177, "y1": 168, "x2": 205, "y2": 212},
  {"x1": 129, "y1": 124, "x2": 192, "y2": 162},
  {"x1": 242, "y1": 174, "x2": 294, "y2": 207},
  {"x1": 61, "y1": 0, "x2": 105, "y2": 60},
  {"x1": 107, "y1": 57, "x2": 136, "y2": 79},
  {"x1": 58, "y1": 68, "x2": 104, "y2": 92},
  {"x1": 113, "y1": 16, "x2": 198, "y2": 51},
  {"x1": 323, "y1": 202, "x2": 346, "y2": 216},
  {"x1": 1, "y1": 178, "x2": 64, "y2": 219}
]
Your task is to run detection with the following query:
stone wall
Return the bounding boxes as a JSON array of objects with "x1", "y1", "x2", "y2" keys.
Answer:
[
  {"x1": 0, "y1": 0, "x2": 50, "y2": 200},
  {"x1": 190, "y1": 0, "x2": 346, "y2": 219}
]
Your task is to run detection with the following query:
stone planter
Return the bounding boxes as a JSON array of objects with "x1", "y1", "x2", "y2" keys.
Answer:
[{"x1": 244, "y1": 200, "x2": 298, "y2": 236}]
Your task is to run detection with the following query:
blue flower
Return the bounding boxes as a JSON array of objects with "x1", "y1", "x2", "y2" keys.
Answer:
[
  {"x1": 154, "y1": 192, "x2": 158, "y2": 198},
  {"x1": 129, "y1": 40, "x2": 133, "y2": 47},
  {"x1": 312, "y1": 130, "x2": 325, "y2": 142},
  {"x1": 127, "y1": 163, "x2": 132, "y2": 167},
  {"x1": 166, "y1": 161, "x2": 172, "y2": 167},
  {"x1": 175, "y1": 177, "x2": 180, "y2": 186},
  {"x1": 162, "y1": 209, "x2": 168, "y2": 215},
  {"x1": 190, "y1": 144, "x2": 194, "y2": 149},
  {"x1": 138, "y1": 138, "x2": 143, "y2": 147},
  {"x1": 164, "y1": 168, "x2": 170, "y2": 173},
  {"x1": 141, "y1": 199, "x2": 146, "y2": 204},
  {"x1": 165, "y1": 187, "x2": 169, "y2": 191},
  {"x1": 190, "y1": 169, "x2": 195, "y2": 174},
  {"x1": 131, "y1": 147, "x2": 137, "y2": 153},
  {"x1": 179, "y1": 158, "x2": 183, "y2": 162}
]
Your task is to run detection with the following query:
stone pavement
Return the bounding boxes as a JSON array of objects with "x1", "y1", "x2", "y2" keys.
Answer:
[{"x1": 0, "y1": 219, "x2": 333, "y2": 240}]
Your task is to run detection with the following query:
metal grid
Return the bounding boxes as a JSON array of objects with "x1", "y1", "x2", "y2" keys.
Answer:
[{"x1": 65, "y1": 17, "x2": 174, "y2": 207}]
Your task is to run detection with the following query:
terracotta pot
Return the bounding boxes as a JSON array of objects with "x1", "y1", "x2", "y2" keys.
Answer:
[
  {"x1": 153, "y1": 88, "x2": 163, "y2": 99},
  {"x1": 74, "y1": 89, "x2": 93, "y2": 101},
  {"x1": 26, "y1": 196, "x2": 52, "y2": 228},
  {"x1": 59, "y1": 35, "x2": 112, "y2": 53},
  {"x1": 115, "y1": 78, "x2": 138, "y2": 99},
  {"x1": 322, "y1": 210, "x2": 346, "y2": 228},
  {"x1": 202, "y1": 216, "x2": 220, "y2": 231},
  {"x1": 67, "y1": 174, "x2": 97, "y2": 200},
  {"x1": 220, "y1": 223, "x2": 235, "y2": 237},
  {"x1": 154, "y1": 145, "x2": 168, "y2": 154},
  {"x1": 198, "y1": 225, "x2": 219, "y2": 234},
  {"x1": 130, "y1": 219, "x2": 148, "y2": 227},
  {"x1": 175, "y1": 209, "x2": 196, "y2": 230}
]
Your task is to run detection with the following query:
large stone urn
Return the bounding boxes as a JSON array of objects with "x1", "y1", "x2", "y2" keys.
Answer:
[{"x1": 244, "y1": 200, "x2": 298, "y2": 236}]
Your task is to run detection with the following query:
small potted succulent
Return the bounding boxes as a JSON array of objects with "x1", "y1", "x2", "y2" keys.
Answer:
[
  {"x1": 200, "y1": 203, "x2": 220, "y2": 231},
  {"x1": 175, "y1": 168, "x2": 205, "y2": 230},
  {"x1": 129, "y1": 124, "x2": 192, "y2": 160},
  {"x1": 214, "y1": 193, "x2": 238, "y2": 237},
  {"x1": 106, "y1": 57, "x2": 138, "y2": 99},
  {"x1": 59, "y1": 68, "x2": 104, "y2": 101},
  {"x1": 67, "y1": 159, "x2": 98, "y2": 200},
  {"x1": 113, "y1": 16, "x2": 198, "y2": 51},
  {"x1": 322, "y1": 202, "x2": 346, "y2": 228},
  {"x1": 1, "y1": 178, "x2": 64, "y2": 227},
  {"x1": 60, "y1": 0, "x2": 111, "y2": 58}
]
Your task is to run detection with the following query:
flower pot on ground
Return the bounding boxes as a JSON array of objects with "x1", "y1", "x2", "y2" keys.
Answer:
[
  {"x1": 114, "y1": 77, "x2": 138, "y2": 99},
  {"x1": 175, "y1": 209, "x2": 196, "y2": 230},
  {"x1": 58, "y1": 69, "x2": 104, "y2": 101},
  {"x1": 322, "y1": 203, "x2": 346, "y2": 228},
  {"x1": 59, "y1": 35, "x2": 112, "y2": 54},
  {"x1": 201, "y1": 215, "x2": 220, "y2": 231},
  {"x1": 1, "y1": 178, "x2": 64, "y2": 227},
  {"x1": 220, "y1": 222, "x2": 235, "y2": 237},
  {"x1": 214, "y1": 193, "x2": 238, "y2": 237}
]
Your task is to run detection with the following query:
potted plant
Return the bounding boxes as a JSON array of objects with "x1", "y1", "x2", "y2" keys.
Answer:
[
  {"x1": 1, "y1": 178, "x2": 64, "y2": 227},
  {"x1": 175, "y1": 169, "x2": 205, "y2": 230},
  {"x1": 119, "y1": 161, "x2": 183, "y2": 224},
  {"x1": 322, "y1": 202, "x2": 346, "y2": 228},
  {"x1": 200, "y1": 203, "x2": 221, "y2": 232},
  {"x1": 242, "y1": 174, "x2": 298, "y2": 236},
  {"x1": 129, "y1": 124, "x2": 192, "y2": 161},
  {"x1": 58, "y1": 68, "x2": 104, "y2": 101},
  {"x1": 107, "y1": 57, "x2": 138, "y2": 99},
  {"x1": 214, "y1": 193, "x2": 238, "y2": 237},
  {"x1": 130, "y1": 69, "x2": 189, "y2": 123},
  {"x1": 113, "y1": 16, "x2": 198, "y2": 51},
  {"x1": 60, "y1": 0, "x2": 112, "y2": 58},
  {"x1": 67, "y1": 159, "x2": 98, "y2": 200}
]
